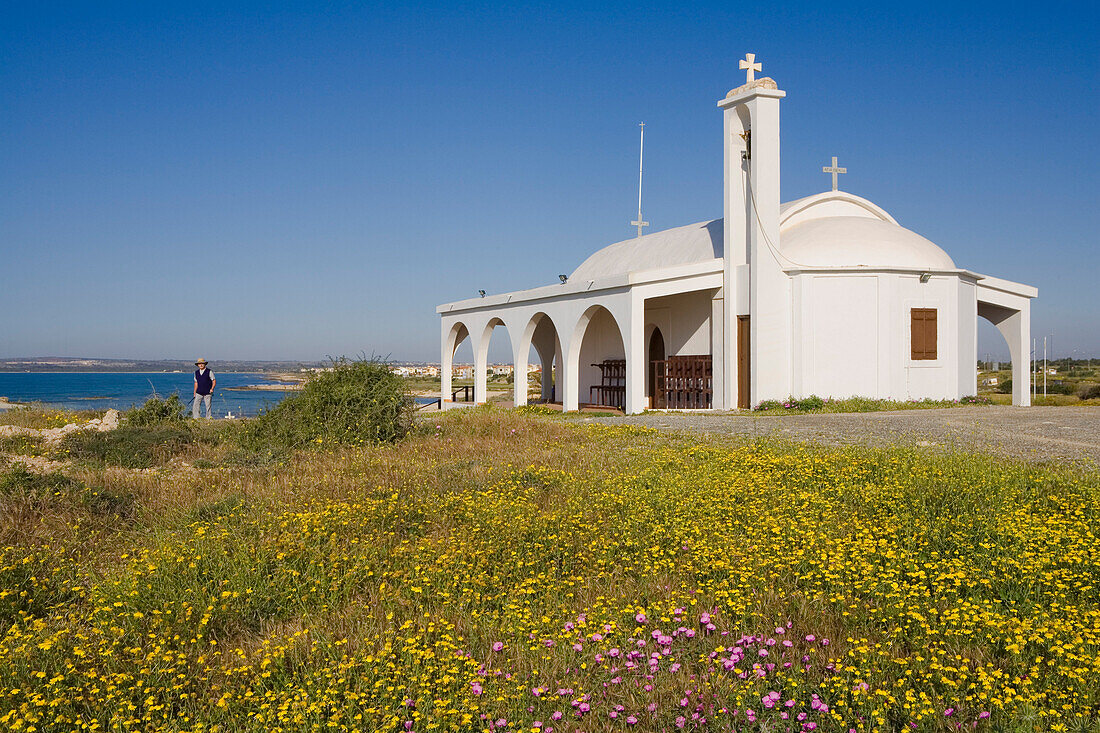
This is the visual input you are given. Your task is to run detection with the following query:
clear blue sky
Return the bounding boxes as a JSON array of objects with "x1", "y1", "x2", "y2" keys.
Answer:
[{"x1": 2, "y1": 1, "x2": 1097, "y2": 363}]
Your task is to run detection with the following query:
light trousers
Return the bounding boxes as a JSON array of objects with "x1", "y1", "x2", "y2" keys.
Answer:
[{"x1": 193, "y1": 393, "x2": 213, "y2": 419}]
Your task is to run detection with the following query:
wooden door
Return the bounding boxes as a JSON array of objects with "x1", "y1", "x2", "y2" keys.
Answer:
[
  {"x1": 647, "y1": 329, "x2": 665, "y2": 402},
  {"x1": 737, "y1": 316, "x2": 750, "y2": 409}
]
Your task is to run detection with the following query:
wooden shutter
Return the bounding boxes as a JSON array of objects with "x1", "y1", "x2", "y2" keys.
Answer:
[{"x1": 911, "y1": 308, "x2": 937, "y2": 360}]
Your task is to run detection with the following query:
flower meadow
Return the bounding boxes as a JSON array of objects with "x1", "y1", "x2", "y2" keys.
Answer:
[{"x1": 1, "y1": 409, "x2": 1099, "y2": 732}]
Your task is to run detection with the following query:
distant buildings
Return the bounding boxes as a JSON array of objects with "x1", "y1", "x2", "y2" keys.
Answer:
[{"x1": 388, "y1": 363, "x2": 539, "y2": 380}]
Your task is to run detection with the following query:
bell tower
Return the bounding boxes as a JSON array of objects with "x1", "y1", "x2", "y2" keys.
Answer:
[{"x1": 718, "y1": 54, "x2": 791, "y2": 407}]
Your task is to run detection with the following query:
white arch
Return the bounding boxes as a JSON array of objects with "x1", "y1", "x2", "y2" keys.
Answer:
[
  {"x1": 514, "y1": 312, "x2": 563, "y2": 406},
  {"x1": 475, "y1": 317, "x2": 511, "y2": 405},
  {"x1": 565, "y1": 304, "x2": 628, "y2": 412},
  {"x1": 441, "y1": 320, "x2": 471, "y2": 403},
  {"x1": 978, "y1": 300, "x2": 1031, "y2": 407},
  {"x1": 778, "y1": 190, "x2": 899, "y2": 229}
]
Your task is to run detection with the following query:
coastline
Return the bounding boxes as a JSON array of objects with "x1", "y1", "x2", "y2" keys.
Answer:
[{"x1": 0, "y1": 372, "x2": 300, "y2": 417}]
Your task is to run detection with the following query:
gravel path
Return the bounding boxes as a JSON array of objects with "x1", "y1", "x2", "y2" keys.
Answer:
[{"x1": 584, "y1": 406, "x2": 1100, "y2": 465}]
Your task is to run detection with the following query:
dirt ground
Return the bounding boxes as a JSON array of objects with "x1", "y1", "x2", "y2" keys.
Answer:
[{"x1": 584, "y1": 406, "x2": 1100, "y2": 465}]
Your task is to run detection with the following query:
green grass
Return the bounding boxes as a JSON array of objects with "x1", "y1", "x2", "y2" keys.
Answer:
[
  {"x1": 0, "y1": 406, "x2": 102, "y2": 429},
  {"x1": 0, "y1": 435, "x2": 45, "y2": 457},
  {"x1": 986, "y1": 393, "x2": 1100, "y2": 406},
  {"x1": 750, "y1": 394, "x2": 993, "y2": 414}
]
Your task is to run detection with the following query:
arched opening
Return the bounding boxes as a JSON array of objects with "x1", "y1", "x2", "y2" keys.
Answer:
[
  {"x1": 444, "y1": 322, "x2": 474, "y2": 402},
  {"x1": 520, "y1": 313, "x2": 562, "y2": 405},
  {"x1": 978, "y1": 302, "x2": 1027, "y2": 405},
  {"x1": 573, "y1": 305, "x2": 626, "y2": 410},
  {"x1": 647, "y1": 327, "x2": 665, "y2": 402},
  {"x1": 477, "y1": 318, "x2": 513, "y2": 405}
]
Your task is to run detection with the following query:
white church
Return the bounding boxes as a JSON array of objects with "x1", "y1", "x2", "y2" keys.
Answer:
[{"x1": 437, "y1": 55, "x2": 1036, "y2": 413}]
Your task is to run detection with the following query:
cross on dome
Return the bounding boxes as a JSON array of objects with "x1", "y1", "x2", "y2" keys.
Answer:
[
  {"x1": 822, "y1": 155, "x2": 847, "y2": 191},
  {"x1": 739, "y1": 53, "x2": 762, "y2": 84}
]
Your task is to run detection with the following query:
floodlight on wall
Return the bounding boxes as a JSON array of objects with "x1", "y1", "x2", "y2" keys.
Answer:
[
  {"x1": 478, "y1": 289, "x2": 486, "y2": 297},
  {"x1": 559, "y1": 274, "x2": 568, "y2": 284},
  {"x1": 919, "y1": 272, "x2": 932, "y2": 283}
]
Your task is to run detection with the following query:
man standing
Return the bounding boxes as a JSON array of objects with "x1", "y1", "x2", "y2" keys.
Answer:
[{"x1": 193, "y1": 359, "x2": 216, "y2": 419}]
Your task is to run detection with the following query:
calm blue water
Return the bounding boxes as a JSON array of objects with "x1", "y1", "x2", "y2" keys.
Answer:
[{"x1": 0, "y1": 373, "x2": 293, "y2": 417}]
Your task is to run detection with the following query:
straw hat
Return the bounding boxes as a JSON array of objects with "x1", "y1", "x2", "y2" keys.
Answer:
[{"x1": 195, "y1": 358, "x2": 208, "y2": 366}]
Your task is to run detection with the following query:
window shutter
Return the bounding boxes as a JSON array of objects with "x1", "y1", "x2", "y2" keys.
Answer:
[{"x1": 911, "y1": 308, "x2": 937, "y2": 360}]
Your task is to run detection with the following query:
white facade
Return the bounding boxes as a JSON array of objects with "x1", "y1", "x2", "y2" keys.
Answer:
[{"x1": 437, "y1": 61, "x2": 1036, "y2": 413}]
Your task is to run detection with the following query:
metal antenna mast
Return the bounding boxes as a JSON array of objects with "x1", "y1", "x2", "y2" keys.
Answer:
[{"x1": 631, "y1": 123, "x2": 649, "y2": 238}]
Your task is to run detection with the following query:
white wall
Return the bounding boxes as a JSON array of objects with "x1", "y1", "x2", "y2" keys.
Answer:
[
  {"x1": 803, "y1": 275, "x2": 880, "y2": 398},
  {"x1": 957, "y1": 279, "x2": 978, "y2": 396},
  {"x1": 793, "y1": 271, "x2": 965, "y2": 401},
  {"x1": 645, "y1": 290, "x2": 714, "y2": 356},
  {"x1": 896, "y1": 274, "x2": 957, "y2": 400}
]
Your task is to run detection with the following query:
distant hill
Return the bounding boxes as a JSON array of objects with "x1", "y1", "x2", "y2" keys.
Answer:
[{"x1": 0, "y1": 357, "x2": 329, "y2": 373}]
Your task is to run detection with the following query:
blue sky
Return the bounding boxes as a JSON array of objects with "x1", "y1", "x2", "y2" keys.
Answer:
[{"x1": 2, "y1": 1, "x2": 1097, "y2": 363}]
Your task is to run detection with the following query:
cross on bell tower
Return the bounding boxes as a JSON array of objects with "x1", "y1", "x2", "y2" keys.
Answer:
[
  {"x1": 739, "y1": 53, "x2": 762, "y2": 84},
  {"x1": 822, "y1": 156, "x2": 847, "y2": 191}
]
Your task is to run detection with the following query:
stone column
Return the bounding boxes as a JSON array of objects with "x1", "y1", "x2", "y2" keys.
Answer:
[
  {"x1": 512, "y1": 338, "x2": 528, "y2": 408},
  {"x1": 474, "y1": 324, "x2": 490, "y2": 405},
  {"x1": 440, "y1": 321, "x2": 454, "y2": 403},
  {"x1": 624, "y1": 291, "x2": 647, "y2": 414}
]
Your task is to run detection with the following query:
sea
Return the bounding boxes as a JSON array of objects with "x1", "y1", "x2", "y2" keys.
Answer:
[
  {"x1": 0, "y1": 372, "x2": 438, "y2": 417},
  {"x1": 0, "y1": 372, "x2": 295, "y2": 417}
]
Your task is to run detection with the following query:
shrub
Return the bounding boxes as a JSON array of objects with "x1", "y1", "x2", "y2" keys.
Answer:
[
  {"x1": 1079, "y1": 384, "x2": 1100, "y2": 400},
  {"x1": 754, "y1": 395, "x2": 826, "y2": 411},
  {"x1": 997, "y1": 379, "x2": 1013, "y2": 394},
  {"x1": 239, "y1": 358, "x2": 414, "y2": 457},
  {"x1": 793, "y1": 395, "x2": 825, "y2": 410},
  {"x1": 125, "y1": 394, "x2": 187, "y2": 426}
]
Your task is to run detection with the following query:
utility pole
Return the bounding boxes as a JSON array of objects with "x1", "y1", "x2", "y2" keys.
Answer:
[
  {"x1": 1032, "y1": 338, "x2": 1036, "y2": 400},
  {"x1": 1038, "y1": 334, "x2": 1047, "y2": 394}
]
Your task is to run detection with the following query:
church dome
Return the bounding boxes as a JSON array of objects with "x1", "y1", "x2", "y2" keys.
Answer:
[
  {"x1": 566, "y1": 192, "x2": 955, "y2": 282},
  {"x1": 779, "y1": 216, "x2": 956, "y2": 269},
  {"x1": 569, "y1": 219, "x2": 723, "y2": 281}
]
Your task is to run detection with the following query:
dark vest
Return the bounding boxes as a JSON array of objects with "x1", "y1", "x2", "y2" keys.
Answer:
[{"x1": 195, "y1": 369, "x2": 213, "y2": 395}]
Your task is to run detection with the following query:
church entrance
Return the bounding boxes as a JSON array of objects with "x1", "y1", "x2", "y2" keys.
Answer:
[
  {"x1": 737, "y1": 316, "x2": 751, "y2": 409},
  {"x1": 647, "y1": 328, "x2": 665, "y2": 404}
]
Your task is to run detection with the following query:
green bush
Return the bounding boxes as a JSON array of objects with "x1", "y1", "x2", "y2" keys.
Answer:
[
  {"x1": 754, "y1": 395, "x2": 992, "y2": 413},
  {"x1": 61, "y1": 425, "x2": 194, "y2": 469},
  {"x1": 125, "y1": 394, "x2": 187, "y2": 426},
  {"x1": 793, "y1": 395, "x2": 825, "y2": 410},
  {"x1": 1080, "y1": 384, "x2": 1100, "y2": 400},
  {"x1": 754, "y1": 395, "x2": 825, "y2": 411},
  {"x1": 239, "y1": 358, "x2": 413, "y2": 457},
  {"x1": 996, "y1": 379, "x2": 1013, "y2": 394}
]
